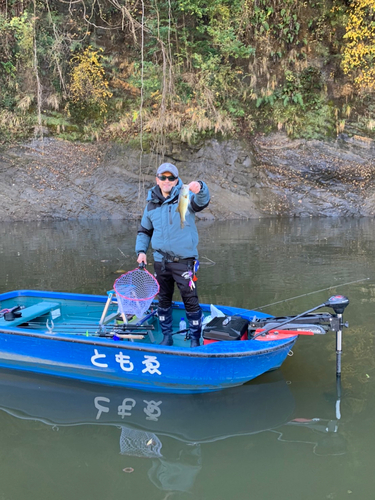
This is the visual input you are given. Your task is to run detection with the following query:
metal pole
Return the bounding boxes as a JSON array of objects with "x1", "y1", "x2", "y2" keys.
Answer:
[
  {"x1": 99, "y1": 292, "x2": 114, "y2": 326},
  {"x1": 335, "y1": 372, "x2": 342, "y2": 421},
  {"x1": 336, "y1": 313, "x2": 343, "y2": 376}
]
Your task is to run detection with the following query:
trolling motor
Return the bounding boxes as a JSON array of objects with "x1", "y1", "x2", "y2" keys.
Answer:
[
  {"x1": 325, "y1": 295, "x2": 349, "y2": 377},
  {"x1": 251, "y1": 295, "x2": 349, "y2": 377},
  {"x1": 325, "y1": 295, "x2": 350, "y2": 315}
]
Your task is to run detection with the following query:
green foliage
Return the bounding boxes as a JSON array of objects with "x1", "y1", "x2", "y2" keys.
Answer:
[
  {"x1": 0, "y1": 0, "x2": 373, "y2": 143},
  {"x1": 241, "y1": 0, "x2": 310, "y2": 57},
  {"x1": 0, "y1": 12, "x2": 33, "y2": 85},
  {"x1": 0, "y1": 109, "x2": 35, "y2": 144},
  {"x1": 254, "y1": 66, "x2": 335, "y2": 138},
  {"x1": 41, "y1": 112, "x2": 73, "y2": 134},
  {"x1": 0, "y1": 12, "x2": 36, "y2": 141}
]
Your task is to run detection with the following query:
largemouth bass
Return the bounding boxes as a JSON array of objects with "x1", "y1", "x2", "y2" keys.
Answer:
[{"x1": 176, "y1": 184, "x2": 190, "y2": 228}]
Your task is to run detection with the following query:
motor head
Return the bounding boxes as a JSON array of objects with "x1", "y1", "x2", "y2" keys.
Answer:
[{"x1": 325, "y1": 295, "x2": 349, "y2": 315}]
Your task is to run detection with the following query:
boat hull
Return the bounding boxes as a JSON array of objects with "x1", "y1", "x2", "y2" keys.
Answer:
[{"x1": 0, "y1": 327, "x2": 296, "y2": 393}]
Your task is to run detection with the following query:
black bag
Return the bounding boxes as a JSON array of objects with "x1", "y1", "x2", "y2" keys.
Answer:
[{"x1": 203, "y1": 315, "x2": 249, "y2": 341}]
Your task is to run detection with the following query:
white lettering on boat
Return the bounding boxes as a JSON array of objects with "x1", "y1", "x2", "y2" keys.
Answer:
[
  {"x1": 141, "y1": 355, "x2": 161, "y2": 375},
  {"x1": 115, "y1": 352, "x2": 135, "y2": 372},
  {"x1": 90, "y1": 350, "x2": 162, "y2": 376},
  {"x1": 91, "y1": 349, "x2": 109, "y2": 368}
]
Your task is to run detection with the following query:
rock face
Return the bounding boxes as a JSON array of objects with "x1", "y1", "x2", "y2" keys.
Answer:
[{"x1": 0, "y1": 133, "x2": 375, "y2": 221}]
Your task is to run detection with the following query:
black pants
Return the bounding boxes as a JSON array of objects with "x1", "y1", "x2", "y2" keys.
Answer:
[{"x1": 154, "y1": 260, "x2": 200, "y2": 313}]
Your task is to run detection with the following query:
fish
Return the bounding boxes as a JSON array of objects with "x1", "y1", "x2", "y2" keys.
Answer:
[{"x1": 176, "y1": 184, "x2": 190, "y2": 228}]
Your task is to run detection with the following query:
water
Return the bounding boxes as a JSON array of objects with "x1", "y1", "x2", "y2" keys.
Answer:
[{"x1": 0, "y1": 218, "x2": 375, "y2": 500}]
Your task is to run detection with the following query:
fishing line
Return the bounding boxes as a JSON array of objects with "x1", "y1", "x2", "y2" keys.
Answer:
[
  {"x1": 253, "y1": 277, "x2": 370, "y2": 311},
  {"x1": 137, "y1": 0, "x2": 145, "y2": 212}
]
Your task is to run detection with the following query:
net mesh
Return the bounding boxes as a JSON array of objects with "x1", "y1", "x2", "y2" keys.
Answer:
[
  {"x1": 119, "y1": 426, "x2": 163, "y2": 458},
  {"x1": 114, "y1": 267, "x2": 160, "y2": 318}
]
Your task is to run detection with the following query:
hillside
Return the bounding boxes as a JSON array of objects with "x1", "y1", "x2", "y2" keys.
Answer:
[{"x1": 1, "y1": 0, "x2": 375, "y2": 147}]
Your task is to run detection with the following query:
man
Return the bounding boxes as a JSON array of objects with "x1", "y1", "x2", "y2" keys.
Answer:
[{"x1": 136, "y1": 162, "x2": 210, "y2": 347}]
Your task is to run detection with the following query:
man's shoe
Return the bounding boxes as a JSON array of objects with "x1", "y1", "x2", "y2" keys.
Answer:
[
  {"x1": 160, "y1": 334, "x2": 173, "y2": 346},
  {"x1": 190, "y1": 338, "x2": 200, "y2": 348}
]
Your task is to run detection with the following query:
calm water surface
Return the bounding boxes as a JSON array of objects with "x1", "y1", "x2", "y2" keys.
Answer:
[{"x1": 0, "y1": 218, "x2": 375, "y2": 500}]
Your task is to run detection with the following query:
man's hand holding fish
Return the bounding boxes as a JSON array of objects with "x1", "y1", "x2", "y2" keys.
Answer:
[{"x1": 188, "y1": 181, "x2": 201, "y2": 194}]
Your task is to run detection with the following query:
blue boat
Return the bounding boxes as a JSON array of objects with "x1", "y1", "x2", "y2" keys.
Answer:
[{"x1": 0, "y1": 290, "x2": 349, "y2": 393}]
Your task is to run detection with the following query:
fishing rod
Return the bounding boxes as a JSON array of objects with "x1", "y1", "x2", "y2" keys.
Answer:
[
  {"x1": 30, "y1": 322, "x2": 154, "y2": 330},
  {"x1": 253, "y1": 277, "x2": 369, "y2": 311},
  {"x1": 0, "y1": 327, "x2": 146, "y2": 340}
]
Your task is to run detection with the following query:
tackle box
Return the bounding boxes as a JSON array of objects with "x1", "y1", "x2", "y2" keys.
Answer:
[{"x1": 203, "y1": 315, "x2": 249, "y2": 344}]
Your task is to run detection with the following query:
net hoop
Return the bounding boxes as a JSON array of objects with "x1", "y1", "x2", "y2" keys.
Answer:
[
  {"x1": 113, "y1": 267, "x2": 159, "y2": 318},
  {"x1": 114, "y1": 268, "x2": 159, "y2": 301}
]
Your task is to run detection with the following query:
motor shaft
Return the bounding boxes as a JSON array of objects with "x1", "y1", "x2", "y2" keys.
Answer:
[{"x1": 336, "y1": 313, "x2": 343, "y2": 376}]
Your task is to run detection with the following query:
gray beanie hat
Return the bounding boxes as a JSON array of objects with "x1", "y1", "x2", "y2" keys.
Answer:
[{"x1": 157, "y1": 163, "x2": 179, "y2": 178}]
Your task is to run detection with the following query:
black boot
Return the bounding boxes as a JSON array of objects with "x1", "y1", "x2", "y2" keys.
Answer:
[
  {"x1": 158, "y1": 307, "x2": 173, "y2": 346},
  {"x1": 186, "y1": 310, "x2": 202, "y2": 348}
]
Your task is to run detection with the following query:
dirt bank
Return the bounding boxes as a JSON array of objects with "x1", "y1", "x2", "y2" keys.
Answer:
[{"x1": 1, "y1": 133, "x2": 375, "y2": 221}]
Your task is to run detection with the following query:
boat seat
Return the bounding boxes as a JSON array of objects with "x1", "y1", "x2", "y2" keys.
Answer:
[{"x1": 0, "y1": 302, "x2": 60, "y2": 327}]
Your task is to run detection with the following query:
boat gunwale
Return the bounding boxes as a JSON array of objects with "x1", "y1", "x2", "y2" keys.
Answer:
[{"x1": 0, "y1": 289, "x2": 111, "y2": 302}]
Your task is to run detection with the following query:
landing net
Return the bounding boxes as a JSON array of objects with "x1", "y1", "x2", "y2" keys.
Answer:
[{"x1": 114, "y1": 267, "x2": 160, "y2": 318}]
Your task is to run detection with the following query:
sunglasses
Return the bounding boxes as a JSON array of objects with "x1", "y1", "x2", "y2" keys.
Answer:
[{"x1": 157, "y1": 175, "x2": 178, "y2": 181}]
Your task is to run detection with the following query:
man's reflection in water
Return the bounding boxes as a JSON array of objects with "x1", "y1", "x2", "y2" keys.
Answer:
[
  {"x1": 148, "y1": 444, "x2": 202, "y2": 492},
  {"x1": 119, "y1": 426, "x2": 202, "y2": 493}
]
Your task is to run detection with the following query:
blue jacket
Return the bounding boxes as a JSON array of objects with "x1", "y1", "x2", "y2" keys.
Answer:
[{"x1": 135, "y1": 179, "x2": 210, "y2": 262}]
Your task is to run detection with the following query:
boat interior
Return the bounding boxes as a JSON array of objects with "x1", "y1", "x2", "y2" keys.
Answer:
[{"x1": 0, "y1": 291, "x2": 208, "y2": 347}]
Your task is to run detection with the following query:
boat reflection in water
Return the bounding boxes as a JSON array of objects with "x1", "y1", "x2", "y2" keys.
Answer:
[{"x1": 0, "y1": 369, "x2": 345, "y2": 493}]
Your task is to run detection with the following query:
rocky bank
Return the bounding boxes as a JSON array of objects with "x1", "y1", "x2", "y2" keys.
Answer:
[{"x1": 1, "y1": 132, "x2": 375, "y2": 221}]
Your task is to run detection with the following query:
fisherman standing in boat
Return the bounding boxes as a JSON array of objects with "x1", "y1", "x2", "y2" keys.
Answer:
[{"x1": 136, "y1": 163, "x2": 210, "y2": 347}]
